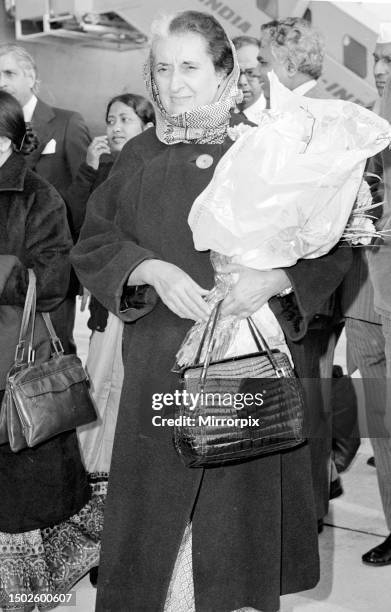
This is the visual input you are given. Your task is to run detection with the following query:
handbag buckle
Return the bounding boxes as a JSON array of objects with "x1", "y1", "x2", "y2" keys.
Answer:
[
  {"x1": 27, "y1": 346, "x2": 35, "y2": 364},
  {"x1": 14, "y1": 341, "x2": 25, "y2": 364},
  {"x1": 52, "y1": 337, "x2": 64, "y2": 356},
  {"x1": 275, "y1": 367, "x2": 286, "y2": 378}
]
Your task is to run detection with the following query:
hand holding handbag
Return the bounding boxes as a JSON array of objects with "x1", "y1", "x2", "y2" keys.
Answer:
[
  {"x1": 0, "y1": 269, "x2": 97, "y2": 452},
  {"x1": 174, "y1": 301, "x2": 306, "y2": 468}
]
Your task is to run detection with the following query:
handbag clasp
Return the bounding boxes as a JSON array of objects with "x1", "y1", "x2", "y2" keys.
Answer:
[
  {"x1": 275, "y1": 367, "x2": 287, "y2": 378},
  {"x1": 27, "y1": 346, "x2": 35, "y2": 364},
  {"x1": 51, "y1": 337, "x2": 64, "y2": 356},
  {"x1": 14, "y1": 341, "x2": 25, "y2": 364}
]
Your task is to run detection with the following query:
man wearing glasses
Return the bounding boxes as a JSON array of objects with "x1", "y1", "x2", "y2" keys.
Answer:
[{"x1": 232, "y1": 35, "x2": 266, "y2": 124}]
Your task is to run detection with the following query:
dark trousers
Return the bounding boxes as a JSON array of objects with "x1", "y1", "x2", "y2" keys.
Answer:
[
  {"x1": 287, "y1": 323, "x2": 341, "y2": 520},
  {"x1": 49, "y1": 296, "x2": 77, "y2": 355}
]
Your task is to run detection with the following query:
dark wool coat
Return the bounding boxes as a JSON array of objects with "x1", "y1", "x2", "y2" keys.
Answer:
[
  {"x1": 0, "y1": 152, "x2": 90, "y2": 532},
  {"x1": 67, "y1": 159, "x2": 113, "y2": 332},
  {"x1": 72, "y1": 128, "x2": 350, "y2": 612}
]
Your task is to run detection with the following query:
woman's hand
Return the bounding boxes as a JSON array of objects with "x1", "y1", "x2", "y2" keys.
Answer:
[
  {"x1": 219, "y1": 264, "x2": 291, "y2": 318},
  {"x1": 86, "y1": 136, "x2": 111, "y2": 170},
  {"x1": 128, "y1": 259, "x2": 211, "y2": 321}
]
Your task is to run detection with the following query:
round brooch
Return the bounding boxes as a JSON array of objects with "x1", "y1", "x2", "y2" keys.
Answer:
[{"x1": 195, "y1": 154, "x2": 214, "y2": 169}]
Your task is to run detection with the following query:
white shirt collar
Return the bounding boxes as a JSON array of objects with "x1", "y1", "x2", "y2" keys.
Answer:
[
  {"x1": 243, "y1": 93, "x2": 267, "y2": 126},
  {"x1": 23, "y1": 94, "x2": 38, "y2": 123},
  {"x1": 293, "y1": 79, "x2": 317, "y2": 96}
]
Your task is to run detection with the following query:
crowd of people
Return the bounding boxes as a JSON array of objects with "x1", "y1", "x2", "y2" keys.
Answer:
[{"x1": 0, "y1": 8, "x2": 391, "y2": 612}]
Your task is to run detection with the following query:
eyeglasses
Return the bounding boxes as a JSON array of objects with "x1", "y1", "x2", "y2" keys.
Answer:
[
  {"x1": 239, "y1": 68, "x2": 262, "y2": 81},
  {"x1": 373, "y1": 54, "x2": 391, "y2": 65}
]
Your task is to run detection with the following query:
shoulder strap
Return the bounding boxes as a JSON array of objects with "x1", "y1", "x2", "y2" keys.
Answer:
[
  {"x1": 14, "y1": 269, "x2": 36, "y2": 365},
  {"x1": 42, "y1": 312, "x2": 64, "y2": 356}
]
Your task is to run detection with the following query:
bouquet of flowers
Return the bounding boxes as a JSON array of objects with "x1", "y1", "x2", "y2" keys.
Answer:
[
  {"x1": 189, "y1": 73, "x2": 391, "y2": 268},
  {"x1": 176, "y1": 73, "x2": 391, "y2": 368}
]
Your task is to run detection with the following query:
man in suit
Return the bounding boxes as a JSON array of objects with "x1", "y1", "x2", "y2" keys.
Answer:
[
  {"x1": 258, "y1": 17, "x2": 329, "y2": 102},
  {"x1": 358, "y1": 24, "x2": 391, "y2": 566},
  {"x1": 258, "y1": 18, "x2": 345, "y2": 528},
  {"x1": 0, "y1": 44, "x2": 91, "y2": 353},
  {"x1": 232, "y1": 36, "x2": 267, "y2": 124}
]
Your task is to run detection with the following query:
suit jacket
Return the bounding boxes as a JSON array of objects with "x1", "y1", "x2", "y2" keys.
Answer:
[
  {"x1": 339, "y1": 249, "x2": 381, "y2": 324},
  {"x1": 339, "y1": 138, "x2": 383, "y2": 325},
  {"x1": 298, "y1": 81, "x2": 381, "y2": 325},
  {"x1": 26, "y1": 98, "x2": 90, "y2": 193},
  {"x1": 25, "y1": 98, "x2": 90, "y2": 296},
  {"x1": 368, "y1": 77, "x2": 391, "y2": 318}
]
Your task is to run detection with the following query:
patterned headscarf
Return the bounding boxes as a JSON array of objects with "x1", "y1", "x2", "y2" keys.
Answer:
[{"x1": 144, "y1": 40, "x2": 242, "y2": 145}]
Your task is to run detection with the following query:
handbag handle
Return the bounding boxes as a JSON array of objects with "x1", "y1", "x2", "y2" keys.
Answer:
[
  {"x1": 197, "y1": 302, "x2": 287, "y2": 392},
  {"x1": 14, "y1": 268, "x2": 37, "y2": 366},
  {"x1": 246, "y1": 317, "x2": 287, "y2": 377},
  {"x1": 198, "y1": 301, "x2": 224, "y2": 393},
  {"x1": 14, "y1": 269, "x2": 64, "y2": 367},
  {"x1": 42, "y1": 312, "x2": 64, "y2": 356}
]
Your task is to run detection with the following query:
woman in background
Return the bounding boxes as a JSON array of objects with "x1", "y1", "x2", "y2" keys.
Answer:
[
  {"x1": 0, "y1": 91, "x2": 102, "y2": 611},
  {"x1": 68, "y1": 93, "x2": 154, "y2": 241}
]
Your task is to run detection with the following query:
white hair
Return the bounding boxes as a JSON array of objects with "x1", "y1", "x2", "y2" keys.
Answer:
[{"x1": 0, "y1": 44, "x2": 40, "y2": 93}]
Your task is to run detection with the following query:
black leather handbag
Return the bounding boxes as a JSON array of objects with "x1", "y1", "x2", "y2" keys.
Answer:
[
  {"x1": 174, "y1": 301, "x2": 306, "y2": 468},
  {"x1": 0, "y1": 269, "x2": 97, "y2": 452}
]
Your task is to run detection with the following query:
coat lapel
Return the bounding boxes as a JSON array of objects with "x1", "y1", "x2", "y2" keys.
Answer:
[{"x1": 26, "y1": 99, "x2": 56, "y2": 168}]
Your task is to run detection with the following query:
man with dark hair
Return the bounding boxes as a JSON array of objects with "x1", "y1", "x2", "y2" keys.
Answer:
[
  {"x1": 232, "y1": 35, "x2": 266, "y2": 123},
  {"x1": 0, "y1": 43, "x2": 91, "y2": 354}
]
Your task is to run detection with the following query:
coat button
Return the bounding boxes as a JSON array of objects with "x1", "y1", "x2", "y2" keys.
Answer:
[{"x1": 196, "y1": 154, "x2": 214, "y2": 169}]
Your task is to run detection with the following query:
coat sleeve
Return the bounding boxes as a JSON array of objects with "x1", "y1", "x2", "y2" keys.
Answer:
[
  {"x1": 62, "y1": 112, "x2": 91, "y2": 234},
  {"x1": 269, "y1": 243, "x2": 352, "y2": 341},
  {"x1": 64, "y1": 112, "x2": 91, "y2": 180},
  {"x1": 71, "y1": 147, "x2": 159, "y2": 322},
  {"x1": 0, "y1": 182, "x2": 72, "y2": 311},
  {"x1": 66, "y1": 161, "x2": 103, "y2": 239}
]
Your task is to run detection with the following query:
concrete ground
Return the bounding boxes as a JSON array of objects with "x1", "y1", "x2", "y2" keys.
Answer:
[{"x1": 61, "y1": 305, "x2": 390, "y2": 612}]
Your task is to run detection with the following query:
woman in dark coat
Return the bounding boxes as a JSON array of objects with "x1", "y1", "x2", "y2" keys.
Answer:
[
  {"x1": 0, "y1": 91, "x2": 102, "y2": 611},
  {"x1": 72, "y1": 11, "x2": 349, "y2": 612}
]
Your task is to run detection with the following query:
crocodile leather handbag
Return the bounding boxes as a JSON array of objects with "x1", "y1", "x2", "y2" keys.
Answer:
[
  {"x1": 174, "y1": 301, "x2": 306, "y2": 468},
  {"x1": 0, "y1": 269, "x2": 97, "y2": 452}
]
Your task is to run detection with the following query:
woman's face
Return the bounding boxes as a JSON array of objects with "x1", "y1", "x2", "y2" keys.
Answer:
[
  {"x1": 106, "y1": 101, "x2": 144, "y2": 152},
  {"x1": 152, "y1": 32, "x2": 225, "y2": 115}
]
